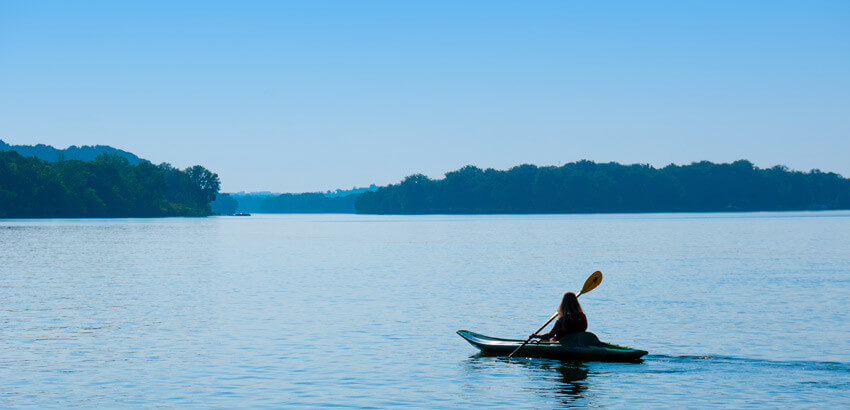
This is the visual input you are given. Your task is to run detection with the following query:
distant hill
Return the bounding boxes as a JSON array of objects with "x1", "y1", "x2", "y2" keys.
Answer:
[
  {"x1": 230, "y1": 191, "x2": 280, "y2": 196},
  {"x1": 324, "y1": 185, "x2": 378, "y2": 197},
  {"x1": 230, "y1": 192, "x2": 358, "y2": 213},
  {"x1": 227, "y1": 186, "x2": 377, "y2": 213},
  {"x1": 259, "y1": 192, "x2": 358, "y2": 213},
  {"x1": 355, "y1": 160, "x2": 850, "y2": 214},
  {"x1": 210, "y1": 193, "x2": 239, "y2": 215},
  {"x1": 230, "y1": 193, "x2": 275, "y2": 213},
  {"x1": 0, "y1": 139, "x2": 146, "y2": 164}
]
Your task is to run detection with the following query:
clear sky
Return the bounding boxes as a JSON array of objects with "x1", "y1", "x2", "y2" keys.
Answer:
[{"x1": 1, "y1": 1, "x2": 848, "y2": 192}]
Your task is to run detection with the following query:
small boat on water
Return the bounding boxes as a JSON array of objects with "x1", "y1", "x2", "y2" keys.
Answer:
[
  {"x1": 232, "y1": 213, "x2": 251, "y2": 216},
  {"x1": 457, "y1": 330, "x2": 647, "y2": 362}
]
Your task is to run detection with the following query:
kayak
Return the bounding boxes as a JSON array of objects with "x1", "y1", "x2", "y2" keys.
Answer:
[{"x1": 457, "y1": 330, "x2": 648, "y2": 362}]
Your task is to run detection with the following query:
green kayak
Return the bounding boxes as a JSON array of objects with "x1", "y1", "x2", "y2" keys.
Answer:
[{"x1": 457, "y1": 330, "x2": 648, "y2": 362}]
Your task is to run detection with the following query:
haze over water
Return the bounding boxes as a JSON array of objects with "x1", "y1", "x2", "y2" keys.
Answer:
[{"x1": 1, "y1": 212, "x2": 849, "y2": 407}]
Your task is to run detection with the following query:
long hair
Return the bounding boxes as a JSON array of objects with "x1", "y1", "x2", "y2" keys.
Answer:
[{"x1": 558, "y1": 292, "x2": 583, "y2": 318}]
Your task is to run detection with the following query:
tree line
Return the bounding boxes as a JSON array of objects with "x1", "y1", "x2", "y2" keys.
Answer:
[
  {"x1": 0, "y1": 150, "x2": 220, "y2": 218},
  {"x1": 226, "y1": 192, "x2": 358, "y2": 214},
  {"x1": 355, "y1": 160, "x2": 850, "y2": 214}
]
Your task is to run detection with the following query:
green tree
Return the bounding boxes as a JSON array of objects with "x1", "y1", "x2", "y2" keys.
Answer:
[
  {"x1": 0, "y1": 150, "x2": 222, "y2": 218},
  {"x1": 186, "y1": 165, "x2": 220, "y2": 208}
]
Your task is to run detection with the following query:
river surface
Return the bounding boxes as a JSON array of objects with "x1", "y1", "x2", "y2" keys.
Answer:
[{"x1": 1, "y1": 212, "x2": 849, "y2": 407}]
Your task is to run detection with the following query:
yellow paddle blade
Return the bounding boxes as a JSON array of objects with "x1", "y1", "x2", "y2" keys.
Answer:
[{"x1": 577, "y1": 270, "x2": 603, "y2": 296}]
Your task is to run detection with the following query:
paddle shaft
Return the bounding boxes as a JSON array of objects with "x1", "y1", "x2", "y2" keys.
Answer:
[{"x1": 506, "y1": 290, "x2": 590, "y2": 359}]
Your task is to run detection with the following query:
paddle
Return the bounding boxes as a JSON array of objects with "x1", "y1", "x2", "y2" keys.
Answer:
[{"x1": 506, "y1": 270, "x2": 603, "y2": 359}]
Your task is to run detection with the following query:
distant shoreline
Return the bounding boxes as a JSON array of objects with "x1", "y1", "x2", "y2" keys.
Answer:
[
  {"x1": 4, "y1": 209, "x2": 849, "y2": 221},
  {"x1": 355, "y1": 160, "x2": 850, "y2": 215}
]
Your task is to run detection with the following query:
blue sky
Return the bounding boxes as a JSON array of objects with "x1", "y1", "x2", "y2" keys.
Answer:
[{"x1": 1, "y1": 1, "x2": 848, "y2": 192}]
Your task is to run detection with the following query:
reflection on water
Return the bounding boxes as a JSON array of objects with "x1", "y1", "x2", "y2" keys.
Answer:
[
  {"x1": 554, "y1": 363, "x2": 590, "y2": 405},
  {"x1": 524, "y1": 359, "x2": 590, "y2": 407},
  {"x1": 463, "y1": 354, "x2": 593, "y2": 407}
]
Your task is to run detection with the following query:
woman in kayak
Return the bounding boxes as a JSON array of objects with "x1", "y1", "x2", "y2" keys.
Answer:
[{"x1": 529, "y1": 292, "x2": 587, "y2": 342}]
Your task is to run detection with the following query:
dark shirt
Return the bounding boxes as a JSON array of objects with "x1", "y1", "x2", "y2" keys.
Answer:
[{"x1": 538, "y1": 313, "x2": 588, "y2": 342}]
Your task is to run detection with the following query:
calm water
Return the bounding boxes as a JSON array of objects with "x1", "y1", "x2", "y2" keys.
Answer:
[{"x1": 1, "y1": 212, "x2": 849, "y2": 407}]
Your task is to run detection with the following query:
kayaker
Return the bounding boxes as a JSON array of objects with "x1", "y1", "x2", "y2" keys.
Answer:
[{"x1": 529, "y1": 292, "x2": 587, "y2": 342}]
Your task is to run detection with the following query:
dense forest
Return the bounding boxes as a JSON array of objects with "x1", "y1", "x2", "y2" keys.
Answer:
[
  {"x1": 0, "y1": 139, "x2": 145, "y2": 164},
  {"x1": 0, "y1": 150, "x2": 220, "y2": 218},
  {"x1": 355, "y1": 160, "x2": 850, "y2": 214}
]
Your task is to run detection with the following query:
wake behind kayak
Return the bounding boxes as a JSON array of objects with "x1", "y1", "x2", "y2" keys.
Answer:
[{"x1": 457, "y1": 330, "x2": 647, "y2": 362}]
